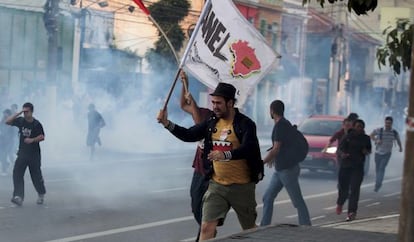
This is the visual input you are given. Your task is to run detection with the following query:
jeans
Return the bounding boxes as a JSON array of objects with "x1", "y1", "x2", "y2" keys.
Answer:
[
  {"x1": 13, "y1": 155, "x2": 46, "y2": 200},
  {"x1": 261, "y1": 164, "x2": 311, "y2": 226},
  {"x1": 337, "y1": 166, "x2": 364, "y2": 213},
  {"x1": 374, "y1": 153, "x2": 392, "y2": 191}
]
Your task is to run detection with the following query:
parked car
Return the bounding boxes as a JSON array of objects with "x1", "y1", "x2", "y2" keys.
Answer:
[{"x1": 297, "y1": 115, "x2": 344, "y2": 173}]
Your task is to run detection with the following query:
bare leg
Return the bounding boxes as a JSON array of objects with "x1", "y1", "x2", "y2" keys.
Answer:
[{"x1": 200, "y1": 220, "x2": 218, "y2": 241}]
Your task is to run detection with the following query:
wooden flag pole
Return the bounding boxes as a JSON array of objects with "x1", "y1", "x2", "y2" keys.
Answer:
[
  {"x1": 161, "y1": 0, "x2": 212, "y2": 109},
  {"x1": 162, "y1": 68, "x2": 182, "y2": 111}
]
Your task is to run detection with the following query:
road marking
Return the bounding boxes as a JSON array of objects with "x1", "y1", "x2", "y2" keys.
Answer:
[
  {"x1": 151, "y1": 187, "x2": 187, "y2": 193},
  {"x1": 44, "y1": 216, "x2": 195, "y2": 242},
  {"x1": 45, "y1": 154, "x2": 192, "y2": 168},
  {"x1": 311, "y1": 215, "x2": 325, "y2": 221},
  {"x1": 297, "y1": 177, "x2": 401, "y2": 210},
  {"x1": 384, "y1": 192, "x2": 400, "y2": 197},
  {"x1": 378, "y1": 214, "x2": 400, "y2": 219},
  {"x1": 365, "y1": 202, "x2": 381, "y2": 207},
  {"x1": 47, "y1": 178, "x2": 74, "y2": 183},
  {"x1": 45, "y1": 177, "x2": 402, "y2": 242},
  {"x1": 323, "y1": 206, "x2": 337, "y2": 210},
  {"x1": 360, "y1": 177, "x2": 401, "y2": 189},
  {"x1": 359, "y1": 198, "x2": 373, "y2": 203},
  {"x1": 325, "y1": 202, "x2": 376, "y2": 211},
  {"x1": 324, "y1": 207, "x2": 349, "y2": 213},
  {"x1": 322, "y1": 213, "x2": 399, "y2": 227},
  {"x1": 285, "y1": 214, "x2": 298, "y2": 218},
  {"x1": 180, "y1": 237, "x2": 197, "y2": 242}
]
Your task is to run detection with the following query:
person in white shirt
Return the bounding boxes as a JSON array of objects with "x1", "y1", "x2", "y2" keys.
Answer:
[{"x1": 370, "y1": 116, "x2": 402, "y2": 192}]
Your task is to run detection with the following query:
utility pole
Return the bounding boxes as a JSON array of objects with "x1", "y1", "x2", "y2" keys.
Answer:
[
  {"x1": 398, "y1": 34, "x2": 414, "y2": 242},
  {"x1": 343, "y1": 9, "x2": 350, "y2": 114},
  {"x1": 43, "y1": 0, "x2": 59, "y2": 135},
  {"x1": 44, "y1": 0, "x2": 60, "y2": 84},
  {"x1": 70, "y1": 0, "x2": 84, "y2": 91},
  {"x1": 328, "y1": 3, "x2": 344, "y2": 115},
  {"x1": 328, "y1": 24, "x2": 343, "y2": 115}
]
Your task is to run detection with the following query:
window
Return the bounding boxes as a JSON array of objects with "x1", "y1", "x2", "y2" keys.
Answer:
[
  {"x1": 260, "y1": 19, "x2": 266, "y2": 36},
  {"x1": 293, "y1": 26, "x2": 300, "y2": 55},
  {"x1": 271, "y1": 22, "x2": 278, "y2": 50}
]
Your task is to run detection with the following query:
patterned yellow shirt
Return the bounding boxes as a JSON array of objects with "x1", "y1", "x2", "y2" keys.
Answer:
[{"x1": 211, "y1": 118, "x2": 250, "y2": 185}]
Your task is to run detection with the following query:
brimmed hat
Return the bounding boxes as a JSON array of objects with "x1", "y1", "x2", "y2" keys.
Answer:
[{"x1": 210, "y1": 82, "x2": 236, "y2": 100}]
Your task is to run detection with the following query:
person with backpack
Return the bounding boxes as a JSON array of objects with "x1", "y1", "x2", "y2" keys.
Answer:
[
  {"x1": 336, "y1": 119, "x2": 371, "y2": 221},
  {"x1": 370, "y1": 116, "x2": 402, "y2": 192},
  {"x1": 157, "y1": 82, "x2": 263, "y2": 241},
  {"x1": 260, "y1": 100, "x2": 311, "y2": 226}
]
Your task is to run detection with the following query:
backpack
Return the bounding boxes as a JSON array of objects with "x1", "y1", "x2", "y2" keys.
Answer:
[
  {"x1": 290, "y1": 126, "x2": 309, "y2": 163},
  {"x1": 378, "y1": 128, "x2": 398, "y2": 146},
  {"x1": 379, "y1": 128, "x2": 398, "y2": 140}
]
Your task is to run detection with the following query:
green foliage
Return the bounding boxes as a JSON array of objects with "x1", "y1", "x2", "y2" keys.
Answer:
[
  {"x1": 302, "y1": 0, "x2": 377, "y2": 15},
  {"x1": 145, "y1": 0, "x2": 190, "y2": 71},
  {"x1": 376, "y1": 19, "x2": 413, "y2": 74},
  {"x1": 148, "y1": 0, "x2": 190, "y2": 23}
]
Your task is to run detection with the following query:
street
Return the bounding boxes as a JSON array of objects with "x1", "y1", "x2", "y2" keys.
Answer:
[{"x1": 0, "y1": 147, "x2": 403, "y2": 242}]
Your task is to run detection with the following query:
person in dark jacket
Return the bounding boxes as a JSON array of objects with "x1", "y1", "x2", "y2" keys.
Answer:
[
  {"x1": 86, "y1": 103, "x2": 105, "y2": 160},
  {"x1": 336, "y1": 119, "x2": 371, "y2": 221},
  {"x1": 157, "y1": 82, "x2": 263, "y2": 241}
]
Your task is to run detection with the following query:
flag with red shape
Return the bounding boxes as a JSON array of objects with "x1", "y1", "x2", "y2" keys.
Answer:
[{"x1": 182, "y1": 0, "x2": 278, "y2": 107}]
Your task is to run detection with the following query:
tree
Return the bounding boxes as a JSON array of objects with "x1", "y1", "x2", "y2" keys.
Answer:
[
  {"x1": 302, "y1": 0, "x2": 377, "y2": 16},
  {"x1": 377, "y1": 19, "x2": 413, "y2": 74},
  {"x1": 145, "y1": 0, "x2": 190, "y2": 71}
]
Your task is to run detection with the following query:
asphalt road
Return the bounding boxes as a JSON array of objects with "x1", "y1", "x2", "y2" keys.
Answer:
[{"x1": 0, "y1": 147, "x2": 403, "y2": 242}]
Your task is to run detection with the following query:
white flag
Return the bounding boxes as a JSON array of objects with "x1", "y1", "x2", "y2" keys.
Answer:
[{"x1": 182, "y1": 0, "x2": 278, "y2": 107}]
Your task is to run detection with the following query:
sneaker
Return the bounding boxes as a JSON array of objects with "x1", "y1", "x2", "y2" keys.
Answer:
[
  {"x1": 11, "y1": 196, "x2": 23, "y2": 206},
  {"x1": 374, "y1": 186, "x2": 380, "y2": 192},
  {"x1": 36, "y1": 194, "x2": 44, "y2": 205},
  {"x1": 336, "y1": 205, "x2": 343, "y2": 215},
  {"x1": 346, "y1": 212, "x2": 356, "y2": 221}
]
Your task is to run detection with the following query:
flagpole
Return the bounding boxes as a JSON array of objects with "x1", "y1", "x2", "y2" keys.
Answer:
[
  {"x1": 162, "y1": 0, "x2": 212, "y2": 110},
  {"x1": 148, "y1": 15, "x2": 180, "y2": 65},
  {"x1": 132, "y1": 0, "x2": 179, "y2": 65},
  {"x1": 179, "y1": 0, "x2": 212, "y2": 68}
]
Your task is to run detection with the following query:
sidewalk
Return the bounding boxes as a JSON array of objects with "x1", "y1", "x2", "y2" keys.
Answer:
[{"x1": 211, "y1": 214, "x2": 399, "y2": 242}]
